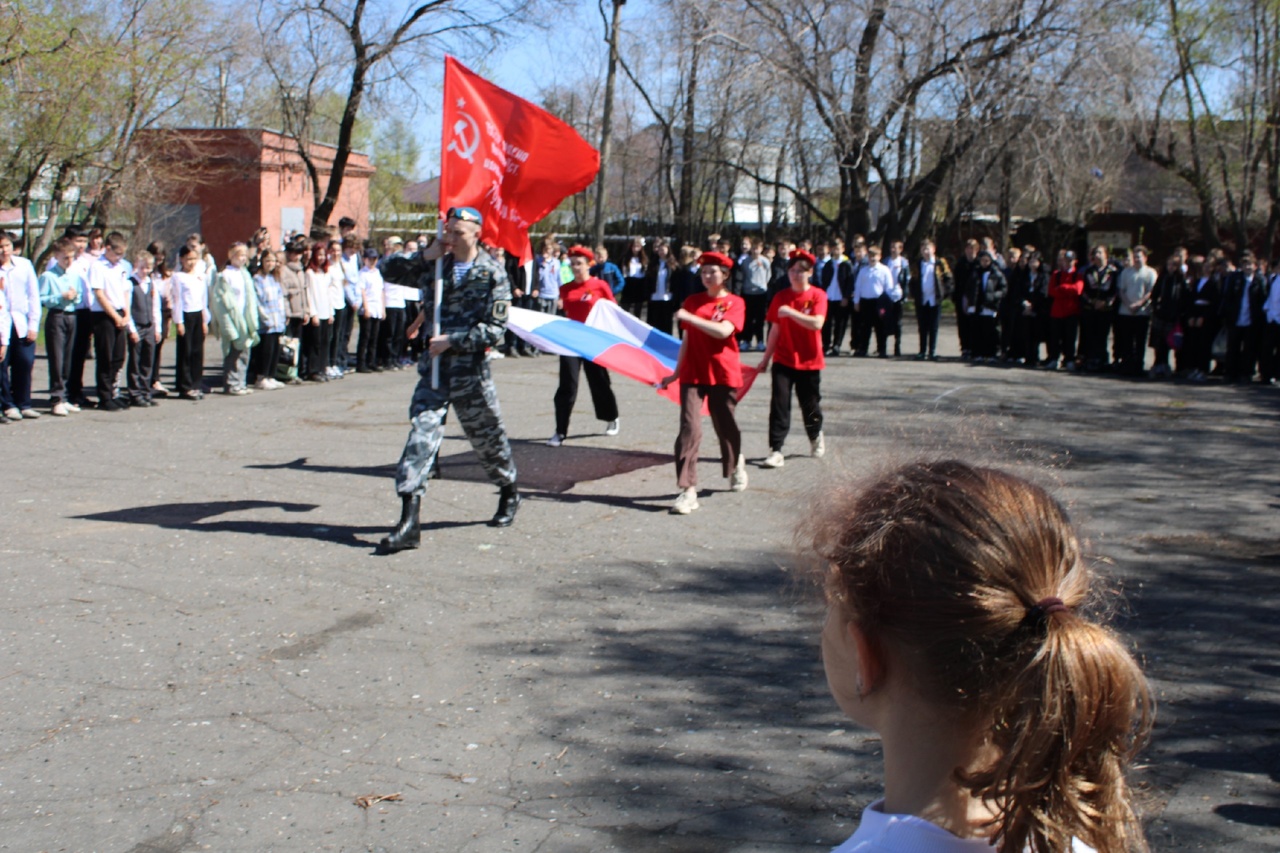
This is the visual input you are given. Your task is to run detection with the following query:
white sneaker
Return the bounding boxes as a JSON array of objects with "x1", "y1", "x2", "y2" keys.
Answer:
[
  {"x1": 19, "y1": 408, "x2": 40, "y2": 419},
  {"x1": 605, "y1": 418, "x2": 619, "y2": 436},
  {"x1": 811, "y1": 432, "x2": 825, "y2": 458},
  {"x1": 671, "y1": 487, "x2": 699, "y2": 514},
  {"x1": 729, "y1": 455, "x2": 748, "y2": 491},
  {"x1": 267, "y1": 378, "x2": 284, "y2": 390},
  {"x1": 547, "y1": 432, "x2": 563, "y2": 447},
  {"x1": 225, "y1": 386, "x2": 251, "y2": 396},
  {"x1": 761, "y1": 450, "x2": 785, "y2": 468},
  {"x1": 51, "y1": 402, "x2": 69, "y2": 416},
  {"x1": 255, "y1": 378, "x2": 271, "y2": 390},
  {"x1": 66, "y1": 402, "x2": 81, "y2": 413},
  {"x1": 2, "y1": 407, "x2": 20, "y2": 420}
]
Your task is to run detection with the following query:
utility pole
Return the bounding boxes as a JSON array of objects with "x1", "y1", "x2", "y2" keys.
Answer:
[{"x1": 592, "y1": 0, "x2": 625, "y2": 247}]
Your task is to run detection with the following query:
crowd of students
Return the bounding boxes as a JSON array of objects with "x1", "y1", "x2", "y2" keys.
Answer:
[
  {"x1": 5, "y1": 223, "x2": 1279, "y2": 425},
  {"x1": 0, "y1": 219, "x2": 435, "y2": 423}
]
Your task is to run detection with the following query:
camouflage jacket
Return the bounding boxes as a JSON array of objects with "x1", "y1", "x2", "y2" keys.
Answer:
[{"x1": 382, "y1": 249, "x2": 511, "y2": 354}]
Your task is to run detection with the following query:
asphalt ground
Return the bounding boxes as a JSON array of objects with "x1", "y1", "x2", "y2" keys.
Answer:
[{"x1": 0, "y1": 324, "x2": 1277, "y2": 852}]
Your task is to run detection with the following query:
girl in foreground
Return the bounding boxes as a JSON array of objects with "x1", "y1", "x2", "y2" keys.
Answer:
[{"x1": 809, "y1": 460, "x2": 1151, "y2": 852}]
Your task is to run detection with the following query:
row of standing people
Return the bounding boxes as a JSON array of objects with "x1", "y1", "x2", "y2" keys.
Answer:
[{"x1": 0, "y1": 225, "x2": 433, "y2": 424}]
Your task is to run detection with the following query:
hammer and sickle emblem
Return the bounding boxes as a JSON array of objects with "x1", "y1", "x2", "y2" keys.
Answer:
[{"x1": 447, "y1": 109, "x2": 481, "y2": 164}]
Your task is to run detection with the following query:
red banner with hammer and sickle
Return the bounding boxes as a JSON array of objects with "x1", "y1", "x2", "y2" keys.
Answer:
[{"x1": 440, "y1": 56, "x2": 600, "y2": 263}]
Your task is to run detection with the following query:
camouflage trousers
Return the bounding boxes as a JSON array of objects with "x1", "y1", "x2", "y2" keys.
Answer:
[{"x1": 395, "y1": 352, "x2": 517, "y2": 497}]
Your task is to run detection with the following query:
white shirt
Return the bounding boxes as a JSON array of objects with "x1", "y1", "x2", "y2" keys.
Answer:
[
  {"x1": 0, "y1": 285, "x2": 9, "y2": 345},
  {"x1": 94, "y1": 257, "x2": 133, "y2": 312},
  {"x1": 853, "y1": 262, "x2": 897, "y2": 305},
  {"x1": 70, "y1": 253, "x2": 104, "y2": 311},
  {"x1": 327, "y1": 265, "x2": 345, "y2": 313},
  {"x1": 651, "y1": 264, "x2": 670, "y2": 301},
  {"x1": 832, "y1": 799, "x2": 1097, "y2": 853},
  {"x1": 918, "y1": 259, "x2": 938, "y2": 306},
  {"x1": 0, "y1": 255, "x2": 40, "y2": 337},
  {"x1": 360, "y1": 267, "x2": 385, "y2": 319},
  {"x1": 171, "y1": 270, "x2": 210, "y2": 320},
  {"x1": 306, "y1": 268, "x2": 334, "y2": 319}
]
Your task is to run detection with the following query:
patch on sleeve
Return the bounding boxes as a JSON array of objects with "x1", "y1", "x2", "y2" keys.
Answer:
[{"x1": 491, "y1": 300, "x2": 510, "y2": 321}]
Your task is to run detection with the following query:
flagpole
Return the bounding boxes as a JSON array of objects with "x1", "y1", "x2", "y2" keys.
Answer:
[{"x1": 431, "y1": 218, "x2": 444, "y2": 390}]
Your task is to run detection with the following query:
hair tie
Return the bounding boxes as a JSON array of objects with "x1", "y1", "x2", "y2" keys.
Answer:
[{"x1": 1025, "y1": 596, "x2": 1069, "y2": 626}]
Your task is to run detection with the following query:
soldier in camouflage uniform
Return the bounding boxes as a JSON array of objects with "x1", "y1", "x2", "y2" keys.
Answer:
[{"x1": 378, "y1": 207, "x2": 520, "y2": 554}]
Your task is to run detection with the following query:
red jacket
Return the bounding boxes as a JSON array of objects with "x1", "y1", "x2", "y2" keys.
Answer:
[{"x1": 1048, "y1": 266, "x2": 1084, "y2": 319}]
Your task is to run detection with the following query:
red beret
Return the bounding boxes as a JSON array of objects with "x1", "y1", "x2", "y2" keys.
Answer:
[
  {"x1": 788, "y1": 249, "x2": 817, "y2": 268},
  {"x1": 567, "y1": 245, "x2": 595, "y2": 264},
  {"x1": 697, "y1": 251, "x2": 734, "y2": 270}
]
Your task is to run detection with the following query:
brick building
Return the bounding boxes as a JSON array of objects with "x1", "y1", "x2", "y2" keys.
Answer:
[{"x1": 135, "y1": 128, "x2": 374, "y2": 263}]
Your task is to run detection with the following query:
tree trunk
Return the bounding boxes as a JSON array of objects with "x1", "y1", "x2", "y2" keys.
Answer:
[
  {"x1": 591, "y1": 0, "x2": 624, "y2": 247},
  {"x1": 313, "y1": 61, "x2": 367, "y2": 232},
  {"x1": 675, "y1": 28, "x2": 699, "y2": 247}
]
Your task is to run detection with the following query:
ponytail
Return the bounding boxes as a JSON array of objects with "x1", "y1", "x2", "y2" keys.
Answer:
[{"x1": 970, "y1": 615, "x2": 1152, "y2": 853}]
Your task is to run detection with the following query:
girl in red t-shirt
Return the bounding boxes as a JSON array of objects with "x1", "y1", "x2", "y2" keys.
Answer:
[
  {"x1": 547, "y1": 246, "x2": 620, "y2": 446},
  {"x1": 658, "y1": 252, "x2": 747, "y2": 514},
  {"x1": 758, "y1": 250, "x2": 828, "y2": 469}
]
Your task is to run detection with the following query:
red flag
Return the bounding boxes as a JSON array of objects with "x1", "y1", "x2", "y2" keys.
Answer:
[{"x1": 440, "y1": 56, "x2": 600, "y2": 264}]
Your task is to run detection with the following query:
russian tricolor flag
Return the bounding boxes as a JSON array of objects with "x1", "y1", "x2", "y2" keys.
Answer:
[{"x1": 507, "y1": 302, "x2": 685, "y2": 402}]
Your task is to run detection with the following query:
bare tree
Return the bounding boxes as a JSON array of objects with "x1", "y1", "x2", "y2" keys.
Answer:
[{"x1": 256, "y1": 0, "x2": 525, "y2": 234}]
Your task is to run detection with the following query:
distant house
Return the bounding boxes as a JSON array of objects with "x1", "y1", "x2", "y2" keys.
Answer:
[{"x1": 134, "y1": 128, "x2": 374, "y2": 262}]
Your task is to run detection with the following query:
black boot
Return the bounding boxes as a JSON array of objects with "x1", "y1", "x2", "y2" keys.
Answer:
[
  {"x1": 490, "y1": 483, "x2": 521, "y2": 527},
  {"x1": 378, "y1": 494, "x2": 421, "y2": 553}
]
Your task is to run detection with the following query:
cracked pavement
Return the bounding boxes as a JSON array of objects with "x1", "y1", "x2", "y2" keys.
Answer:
[{"x1": 1, "y1": 329, "x2": 1277, "y2": 851}]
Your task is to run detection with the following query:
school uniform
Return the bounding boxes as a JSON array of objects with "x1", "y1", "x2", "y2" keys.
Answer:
[
  {"x1": 38, "y1": 261, "x2": 81, "y2": 406},
  {"x1": 66, "y1": 252, "x2": 105, "y2": 405},
  {"x1": 0, "y1": 253, "x2": 41, "y2": 414},
  {"x1": 852, "y1": 261, "x2": 899, "y2": 357},
  {"x1": 91, "y1": 256, "x2": 132, "y2": 405},
  {"x1": 1219, "y1": 269, "x2": 1268, "y2": 382},
  {"x1": 357, "y1": 266, "x2": 385, "y2": 372},
  {"x1": 1260, "y1": 275, "x2": 1280, "y2": 383},
  {"x1": 126, "y1": 270, "x2": 161, "y2": 404},
  {"x1": 911, "y1": 257, "x2": 952, "y2": 359},
  {"x1": 171, "y1": 270, "x2": 210, "y2": 395}
]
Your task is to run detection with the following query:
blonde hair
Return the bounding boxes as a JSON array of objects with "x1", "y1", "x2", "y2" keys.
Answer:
[{"x1": 808, "y1": 461, "x2": 1151, "y2": 853}]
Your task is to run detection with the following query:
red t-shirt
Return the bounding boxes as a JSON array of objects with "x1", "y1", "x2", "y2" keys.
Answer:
[
  {"x1": 678, "y1": 291, "x2": 745, "y2": 386},
  {"x1": 767, "y1": 286, "x2": 827, "y2": 370},
  {"x1": 559, "y1": 276, "x2": 616, "y2": 322},
  {"x1": 1048, "y1": 268, "x2": 1084, "y2": 318}
]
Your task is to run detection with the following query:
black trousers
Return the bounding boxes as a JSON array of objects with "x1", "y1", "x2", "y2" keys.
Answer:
[
  {"x1": 554, "y1": 356, "x2": 618, "y2": 436},
  {"x1": 971, "y1": 313, "x2": 999, "y2": 359},
  {"x1": 741, "y1": 293, "x2": 769, "y2": 347},
  {"x1": 1114, "y1": 315, "x2": 1150, "y2": 376},
  {"x1": 648, "y1": 299, "x2": 675, "y2": 336},
  {"x1": 379, "y1": 307, "x2": 406, "y2": 367},
  {"x1": 853, "y1": 304, "x2": 887, "y2": 356},
  {"x1": 1259, "y1": 323, "x2": 1280, "y2": 381},
  {"x1": 152, "y1": 307, "x2": 171, "y2": 387},
  {"x1": 127, "y1": 324, "x2": 156, "y2": 401},
  {"x1": 916, "y1": 303, "x2": 940, "y2": 356},
  {"x1": 249, "y1": 331, "x2": 281, "y2": 383},
  {"x1": 823, "y1": 301, "x2": 851, "y2": 353},
  {"x1": 1224, "y1": 324, "x2": 1261, "y2": 381},
  {"x1": 1020, "y1": 314, "x2": 1048, "y2": 365},
  {"x1": 92, "y1": 313, "x2": 127, "y2": 400},
  {"x1": 175, "y1": 311, "x2": 206, "y2": 394},
  {"x1": 1183, "y1": 318, "x2": 1217, "y2": 374},
  {"x1": 355, "y1": 316, "x2": 380, "y2": 369},
  {"x1": 67, "y1": 307, "x2": 95, "y2": 400},
  {"x1": 1048, "y1": 316, "x2": 1078, "y2": 364},
  {"x1": 768, "y1": 363, "x2": 823, "y2": 452},
  {"x1": 45, "y1": 310, "x2": 77, "y2": 403},
  {"x1": 301, "y1": 320, "x2": 329, "y2": 376},
  {"x1": 329, "y1": 305, "x2": 351, "y2": 370},
  {"x1": 1079, "y1": 310, "x2": 1112, "y2": 369}
]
